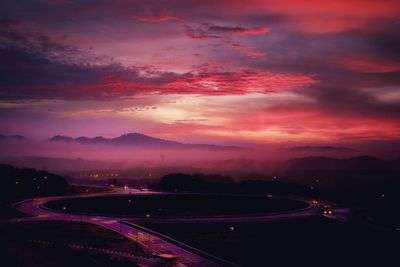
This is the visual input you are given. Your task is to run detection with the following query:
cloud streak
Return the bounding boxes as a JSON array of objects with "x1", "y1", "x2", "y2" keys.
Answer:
[{"x1": 134, "y1": 15, "x2": 180, "y2": 22}]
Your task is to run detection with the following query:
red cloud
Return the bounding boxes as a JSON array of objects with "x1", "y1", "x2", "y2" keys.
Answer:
[
  {"x1": 224, "y1": 107, "x2": 400, "y2": 143},
  {"x1": 208, "y1": 25, "x2": 269, "y2": 36},
  {"x1": 44, "y1": 71, "x2": 315, "y2": 99},
  {"x1": 230, "y1": 43, "x2": 266, "y2": 58},
  {"x1": 337, "y1": 57, "x2": 400, "y2": 73},
  {"x1": 126, "y1": 71, "x2": 314, "y2": 95}
]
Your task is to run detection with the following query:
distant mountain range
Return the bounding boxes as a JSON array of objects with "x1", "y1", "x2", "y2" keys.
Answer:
[
  {"x1": 0, "y1": 134, "x2": 25, "y2": 141},
  {"x1": 286, "y1": 146, "x2": 355, "y2": 153},
  {"x1": 48, "y1": 133, "x2": 244, "y2": 151}
]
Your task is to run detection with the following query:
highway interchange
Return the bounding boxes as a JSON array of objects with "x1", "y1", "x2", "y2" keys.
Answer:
[{"x1": 10, "y1": 186, "x2": 347, "y2": 267}]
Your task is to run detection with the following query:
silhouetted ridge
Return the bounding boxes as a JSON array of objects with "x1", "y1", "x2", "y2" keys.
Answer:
[
  {"x1": 0, "y1": 164, "x2": 69, "y2": 200},
  {"x1": 287, "y1": 145, "x2": 355, "y2": 152},
  {"x1": 282, "y1": 155, "x2": 397, "y2": 171},
  {"x1": 48, "y1": 132, "x2": 244, "y2": 151}
]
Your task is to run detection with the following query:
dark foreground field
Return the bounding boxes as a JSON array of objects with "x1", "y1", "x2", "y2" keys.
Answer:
[
  {"x1": 0, "y1": 221, "x2": 144, "y2": 267},
  {"x1": 43, "y1": 194, "x2": 308, "y2": 218},
  {"x1": 137, "y1": 217, "x2": 399, "y2": 266}
]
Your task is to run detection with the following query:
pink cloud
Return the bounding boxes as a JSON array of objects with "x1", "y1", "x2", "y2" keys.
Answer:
[
  {"x1": 230, "y1": 43, "x2": 266, "y2": 58},
  {"x1": 22, "y1": 71, "x2": 314, "y2": 98},
  {"x1": 336, "y1": 57, "x2": 400, "y2": 73},
  {"x1": 226, "y1": 0, "x2": 400, "y2": 33}
]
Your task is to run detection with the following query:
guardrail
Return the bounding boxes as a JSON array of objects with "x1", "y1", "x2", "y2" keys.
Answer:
[{"x1": 121, "y1": 221, "x2": 241, "y2": 267}]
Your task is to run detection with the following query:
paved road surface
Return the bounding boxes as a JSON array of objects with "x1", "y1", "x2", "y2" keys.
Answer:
[{"x1": 11, "y1": 187, "x2": 347, "y2": 266}]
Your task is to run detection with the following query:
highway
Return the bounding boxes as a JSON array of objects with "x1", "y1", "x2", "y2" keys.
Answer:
[{"x1": 11, "y1": 186, "x2": 348, "y2": 266}]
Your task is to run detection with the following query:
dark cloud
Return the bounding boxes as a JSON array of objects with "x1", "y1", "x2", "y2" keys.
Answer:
[
  {"x1": 184, "y1": 24, "x2": 222, "y2": 40},
  {"x1": 184, "y1": 23, "x2": 268, "y2": 40}
]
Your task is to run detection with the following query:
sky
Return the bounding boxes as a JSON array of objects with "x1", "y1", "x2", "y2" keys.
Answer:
[{"x1": 0, "y1": 0, "x2": 400, "y2": 149}]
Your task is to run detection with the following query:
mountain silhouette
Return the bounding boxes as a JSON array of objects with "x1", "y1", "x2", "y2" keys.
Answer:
[{"x1": 48, "y1": 133, "x2": 244, "y2": 151}]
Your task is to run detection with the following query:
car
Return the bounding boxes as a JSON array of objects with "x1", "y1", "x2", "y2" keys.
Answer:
[
  {"x1": 152, "y1": 253, "x2": 179, "y2": 267},
  {"x1": 320, "y1": 205, "x2": 333, "y2": 216}
]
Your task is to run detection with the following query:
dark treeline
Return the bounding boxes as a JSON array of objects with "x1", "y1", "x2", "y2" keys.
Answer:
[
  {"x1": 152, "y1": 173, "x2": 313, "y2": 196},
  {"x1": 153, "y1": 157, "x2": 400, "y2": 227},
  {"x1": 0, "y1": 164, "x2": 69, "y2": 201}
]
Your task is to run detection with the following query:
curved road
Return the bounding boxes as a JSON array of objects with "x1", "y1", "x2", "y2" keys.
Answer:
[{"x1": 11, "y1": 187, "x2": 347, "y2": 267}]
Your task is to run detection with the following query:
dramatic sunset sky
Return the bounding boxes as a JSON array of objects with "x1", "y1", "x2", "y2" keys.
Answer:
[{"x1": 1, "y1": 0, "x2": 399, "y2": 148}]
